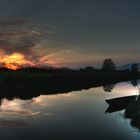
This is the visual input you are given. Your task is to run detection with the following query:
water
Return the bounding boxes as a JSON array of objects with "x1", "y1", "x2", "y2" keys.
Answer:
[{"x1": 0, "y1": 81, "x2": 140, "y2": 140}]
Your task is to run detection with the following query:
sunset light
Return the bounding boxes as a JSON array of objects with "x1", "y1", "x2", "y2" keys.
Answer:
[
  {"x1": 0, "y1": 53, "x2": 34, "y2": 70},
  {"x1": 0, "y1": 1, "x2": 140, "y2": 139}
]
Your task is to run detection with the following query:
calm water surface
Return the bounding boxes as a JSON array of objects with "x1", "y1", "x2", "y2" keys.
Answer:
[{"x1": 0, "y1": 82, "x2": 140, "y2": 140}]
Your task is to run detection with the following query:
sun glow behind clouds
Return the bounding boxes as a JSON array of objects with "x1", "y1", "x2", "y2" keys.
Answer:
[
  {"x1": 0, "y1": 17, "x2": 74, "y2": 69},
  {"x1": 0, "y1": 53, "x2": 35, "y2": 70}
]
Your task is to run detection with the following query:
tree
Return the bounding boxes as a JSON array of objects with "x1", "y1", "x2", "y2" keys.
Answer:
[
  {"x1": 85, "y1": 66, "x2": 94, "y2": 72},
  {"x1": 80, "y1": 66, "x2": 95, "y2": 72},
  {"x1": 102, "y1": 59, "x2": 116, "y2": 71},
  {"x1": 131, "y1": 64, "x2": 139, "y2": 72}
]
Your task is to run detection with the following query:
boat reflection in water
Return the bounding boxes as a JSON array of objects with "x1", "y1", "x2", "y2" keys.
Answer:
[{"x1": 106, "y1": 79, "x2": 140, "y2": 130}]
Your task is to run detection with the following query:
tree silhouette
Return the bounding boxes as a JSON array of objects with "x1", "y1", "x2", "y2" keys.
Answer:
[
  {"x1": 80, "y1": 66, "x2": 95, "y2": 72},
  {"x1": 131, "y1": 64, "x2": 139, "y2": 72},
  {"x1": 102, "y1": 59, "x2": 116, "y2": 71},
  {"x1": 84, "y1": 66, "x2": 94, "y2": 72}
]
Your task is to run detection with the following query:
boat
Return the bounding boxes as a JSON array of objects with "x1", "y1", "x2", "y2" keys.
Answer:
[{"x1": 105, "y1": 95, "x2": 137, "y2": 113}]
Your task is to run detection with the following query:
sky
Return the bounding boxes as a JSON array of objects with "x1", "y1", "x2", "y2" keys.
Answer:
[{"x1": 0, "y1": 0, "x2": 140, "y2": 68}]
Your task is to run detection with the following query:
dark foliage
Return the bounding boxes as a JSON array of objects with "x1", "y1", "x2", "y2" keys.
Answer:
[
  {"x1": 0, "y1": 67, "x2": 139, "y2": 101},
  {"x1": 131, "y1": 63, "x2": 139, "y2": 72},
  {"x1": 102, "y1": 59, "x2": 116, "y2": 71},
  {"x1": 103, "y1": 84, "x2": 115, "y2": 92}
]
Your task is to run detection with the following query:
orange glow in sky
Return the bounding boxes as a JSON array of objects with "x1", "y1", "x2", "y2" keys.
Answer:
[{"x1": 0, "y1": 53, "x2": 34, "y2": 70}]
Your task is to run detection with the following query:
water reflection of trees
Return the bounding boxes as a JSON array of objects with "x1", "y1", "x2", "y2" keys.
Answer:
[
  {"x1": 124, "y1": 96, "x2": 140, "y2": 129},
  {"x1": 103, "y1": 79, "x2": 140, "y2": 93},
  {"x1": 105, "y1": 79, "x2": 140, "y2": 130},
  {"x1": 131, "y1": 79, "x2": 139, "y2": 87},
  {"x1": 103, "y1": 84, "x2": 115, "y2": 92},
  {"x1": 106, "y1": 96, "x2": 140, "y2": 130}
]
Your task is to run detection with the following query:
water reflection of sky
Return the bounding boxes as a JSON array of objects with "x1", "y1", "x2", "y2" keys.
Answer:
[
  {"x1": 105, "y1": 82, "x2": 139, "y2": 99},
  {"x1": 0, "y1": 81, "x2": 140, "y2": 139},
  {"x1": 0, "y1": 82, "x2": 139, "y2": 124}
]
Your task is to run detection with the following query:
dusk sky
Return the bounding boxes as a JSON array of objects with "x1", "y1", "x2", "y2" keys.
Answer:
[{"x1": 0, "y1": 0, "x2": 140, "y2": 68}]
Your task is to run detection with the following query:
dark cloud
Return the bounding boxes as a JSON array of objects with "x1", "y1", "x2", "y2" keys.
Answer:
[
  {"x1": 0, "y1": 17, "x2": 31, "y2": 26},
  {"x1": 0, "y1": 17, "x2": 46, "y2": 65},
  {"x1": 0, "y1": 39, "x2": 35, "y2": 54}
]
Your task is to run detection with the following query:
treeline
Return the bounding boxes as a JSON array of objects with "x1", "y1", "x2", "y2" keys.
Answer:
[
  {"x1": 0, "y1": 59, "x2": 139, "y2": 100},
  {"x1": 0, "y1": 59, "x2": 139, "y2": 73},
  {"x1": 16, "y1": 59, "x2": 140, "y2": 73}
]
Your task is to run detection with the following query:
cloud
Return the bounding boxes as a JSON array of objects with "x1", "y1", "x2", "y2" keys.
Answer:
[
  {"x1": 0, "y1": 17, "x2": 31, "y2": 26},
  {"x1": 0, "y1": 17, "x2": 73, "y2": 69},
  {"x1": 0, "y1": 17, "x2": 51, "y2": 66}
]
